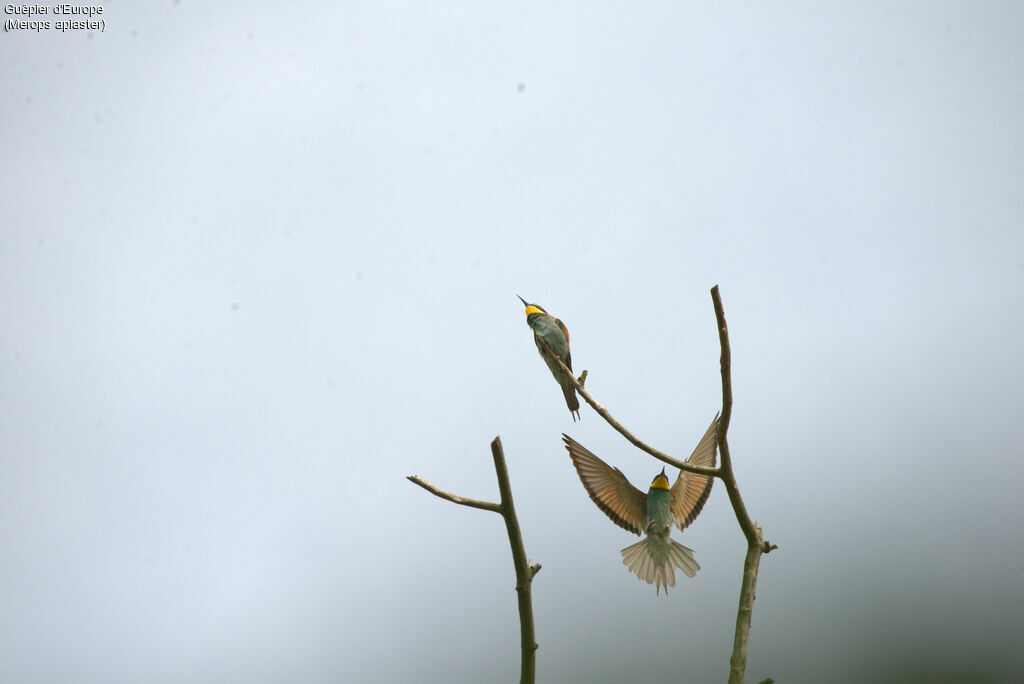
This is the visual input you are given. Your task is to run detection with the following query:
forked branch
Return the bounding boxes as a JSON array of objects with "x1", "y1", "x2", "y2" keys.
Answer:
[{"x1": 407, "y1": 437, "x2": 538, "y2": 684}]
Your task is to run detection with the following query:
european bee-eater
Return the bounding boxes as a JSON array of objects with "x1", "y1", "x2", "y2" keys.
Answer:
[
  {"x1": 562, "y1": 415, "x2": 719, "y2": 593},
  {"x1": 518, "y1": 295, "x2": 580, "y2": 421}
]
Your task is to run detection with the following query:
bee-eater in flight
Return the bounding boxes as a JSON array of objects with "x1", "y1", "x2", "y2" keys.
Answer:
[
  {"x1": 562, "y1": 415, "x2": 719, "y2": 593},
  {"x1": 518, "y1": 295, "x2": 581, "y2": 421}
]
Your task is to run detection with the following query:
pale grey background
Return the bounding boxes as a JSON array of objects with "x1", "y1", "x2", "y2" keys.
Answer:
[{"x1": 2, "y1": 2, "x2": 1023, "y2": 682}]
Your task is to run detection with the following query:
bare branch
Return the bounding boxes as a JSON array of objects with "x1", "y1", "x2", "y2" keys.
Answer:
[
  {"x1": 710, "y1": 285, "x2": 759, "y2": 545},
  {"x1": 406, "y1": 476, "x2": 502, "y2": 514},
  {"x1": 730, "y1": 528, "x2": 767, "y2": 684},
  {"x1": 408, "y1": 438, "x2": 538, "y2": 684},
  {"x1": 535, "y1": 338, "x2": 718, "y2": 478},
  {"x1": 490, "y1": 437, "x2": 538, "y2": 683},
  {"x1": 709, "y1": 284, "x2": 776, "y2": 684}
]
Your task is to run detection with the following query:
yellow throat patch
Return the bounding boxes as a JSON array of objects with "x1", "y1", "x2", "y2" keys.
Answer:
[
  {"x1": 651, "y1": 473, "x2": 671, "y2": 491},
  {"x1": 524, "y1": 305, "x2": 544, "y2": 317}
]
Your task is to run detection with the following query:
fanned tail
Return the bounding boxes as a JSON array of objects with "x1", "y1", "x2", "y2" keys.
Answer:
[{"x1": 621, "y1": 535, "x2": 700, "y2": 595}]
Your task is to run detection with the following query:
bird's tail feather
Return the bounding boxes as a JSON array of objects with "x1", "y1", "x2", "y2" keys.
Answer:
[
  {"x1": 621, "y1": 536, "x2": 700, "y2": 595},
  {"x1": 561, "y1": 382, "x2": 580, "y2": 421}
]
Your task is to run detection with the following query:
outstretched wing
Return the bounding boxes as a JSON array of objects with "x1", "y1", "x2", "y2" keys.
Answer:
[
  {"x1": 670, "y1": 414, "x2": 719, "y2": 530},
  {"x1": 563, "y1": 435, "x2": 646, "y2": 535}
]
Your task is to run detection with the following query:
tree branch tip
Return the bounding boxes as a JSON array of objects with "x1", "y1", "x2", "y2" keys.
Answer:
[
  {"x1": 762, "y1": 541, "x2": 778, "y2": 554},
  {"x1": 530, "y1": 562, "x2": 542, "y2": 578}
]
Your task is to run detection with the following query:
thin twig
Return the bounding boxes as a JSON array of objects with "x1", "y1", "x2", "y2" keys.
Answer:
[
  {"x1": 536, "y1": 338, "x2": 718, "y2": 478},
  {"x1": 407, "y1": 476, "x2": 502, "y2": 514}
]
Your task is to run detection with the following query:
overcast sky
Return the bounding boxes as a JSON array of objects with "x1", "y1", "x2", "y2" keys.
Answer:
[{"x1": 2, "y1": 2, "x2": 1023, "y2": 682}]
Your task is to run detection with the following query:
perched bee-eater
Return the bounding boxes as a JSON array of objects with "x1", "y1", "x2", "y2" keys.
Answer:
[
  {"x1": 562, "y1": 415, "x2": 719, "y2": 593},
  {"x1": 517, "y1": 295, "x2": 580, "y2": 421}
]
